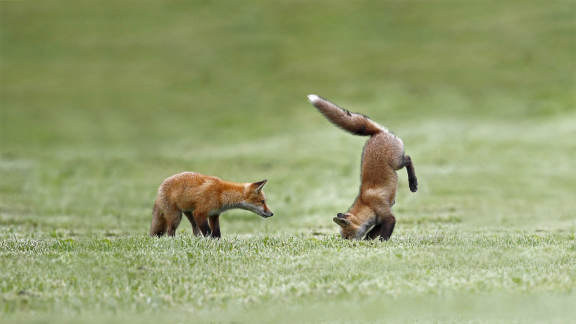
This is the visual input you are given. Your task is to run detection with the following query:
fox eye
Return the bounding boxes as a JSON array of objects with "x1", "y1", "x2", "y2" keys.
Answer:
[{"x1": 260, "y1": 200, "x2": 265, "y2": 204}]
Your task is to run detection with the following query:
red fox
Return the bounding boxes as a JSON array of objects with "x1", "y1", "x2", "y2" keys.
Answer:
[
  {"x1": 307, "y1": 94, "x2": 417, "y2": 241},
  {"x1": 150, "y1": 172, "x2": 273, "y2": 238}
]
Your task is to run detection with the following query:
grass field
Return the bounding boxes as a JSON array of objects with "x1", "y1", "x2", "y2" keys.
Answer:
[{"x1": 1, "y1": 0, "x2": 575, "y2": 322}]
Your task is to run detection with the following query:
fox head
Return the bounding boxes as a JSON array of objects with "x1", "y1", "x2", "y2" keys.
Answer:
[
  {"x1": 333, "y1": 212, "x2": 376, "y2": 240},
  {"x1": 333, "y1": 213, "x2": 361, "y2": 239},
  {"x1": 241, "y1": 180, "x2": 274, "y2": 218}
]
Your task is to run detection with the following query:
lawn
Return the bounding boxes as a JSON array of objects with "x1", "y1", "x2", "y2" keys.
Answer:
[{"x1": 1, "y1": 0, "x2": 575, "y2": 322}]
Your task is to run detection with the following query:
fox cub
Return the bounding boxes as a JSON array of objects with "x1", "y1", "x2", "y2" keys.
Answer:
[
  {"x1": 150, "y1": 172, "x2": 273, "y2": 238},
  {"x1": 307, "y1": 94, "x2": 417, "y2": 241}
]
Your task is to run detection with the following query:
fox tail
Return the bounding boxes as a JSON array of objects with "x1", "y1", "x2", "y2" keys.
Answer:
[{"x1": 307, "y1": 94, "x2": 384, "y2": 136}]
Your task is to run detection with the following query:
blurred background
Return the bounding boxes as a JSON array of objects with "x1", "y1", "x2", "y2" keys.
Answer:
[
  {"x1": 1, "y1": 0, "x2": 574, "y2": 234},
  {"x1": 1, "y1": 1, "x2": 575, "y2": 322}
]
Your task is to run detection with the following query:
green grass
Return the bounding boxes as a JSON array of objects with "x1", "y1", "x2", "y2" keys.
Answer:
[{"x1": 1, "y1": 0, "x2": 575, "y2": 322}]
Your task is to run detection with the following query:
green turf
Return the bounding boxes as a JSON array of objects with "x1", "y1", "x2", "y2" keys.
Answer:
[{"x1": 1, "y1": 0, "x2": 575, "y2": 322}]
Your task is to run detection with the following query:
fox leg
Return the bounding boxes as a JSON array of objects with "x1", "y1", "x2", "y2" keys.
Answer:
[
  {"x1": 378, "y1": 214, "x2": 396, "y2": 241},
  {"x1": 365, "y1": 223, "x2": 383, "y2": 240},
  {"x1": 150, "y1": 206, "x2": 166, "y2": 237},
  {"x1": 209, "y1": 215, "x2": 221, "y2": 238},
  {"x1": 193, "y1": 211, "x2": 211, "y2": 237},
  {"x1": 164, "y1": 208, "x2": 183, "y2": 237},
  {"x1": 184, "y1": 211, "x2": 201, "y2": 236},
  {"x1": 371, "y1": 203, "x2": 396, "y2": 241},
  {"x1": 404, "y1": 155, "x2": 418, "y2": 192}
]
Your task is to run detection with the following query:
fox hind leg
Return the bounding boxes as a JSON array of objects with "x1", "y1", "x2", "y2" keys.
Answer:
[
  {"x1": 404, "y1": 155, "x2": 418, "y2": 192},
  {"x1": 164, "y1": 208, "x2": 183, "y2": 237},
  {"x1": 150, "y1": 214, "x2": 166, "y2": 237},
  {"x1": 150, "y1": 203, "x2": 166, "y2": 237}
]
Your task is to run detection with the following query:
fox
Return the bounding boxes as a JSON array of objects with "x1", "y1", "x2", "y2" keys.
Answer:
[
  {"x1": 307, "y1": 94, "x2": 417, "y2": 241},
  {"x1": 150, "y1": 172, "x2": 273, "y2": 238}
]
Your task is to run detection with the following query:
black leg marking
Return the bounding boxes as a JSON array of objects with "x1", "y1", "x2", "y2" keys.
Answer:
[
  {"x1": 365, "y1": 223, "x2": 383, "y2": 240},
  {"x1": 379, "y1": 215, "x2": 396, "y2": 241}
]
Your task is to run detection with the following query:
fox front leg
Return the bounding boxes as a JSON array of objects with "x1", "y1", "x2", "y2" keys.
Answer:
[
  {"x1": 184, "y1": 211, "x2": 201, "y2": 236},
  {"x1": 371, "y1": 205, "x2": 396, "y2": 241},
  {"x1": 209, "y1": 215, "x2": 221, "y2": 238},
  {"x1": 364, "y1": 223, "x2": 383, "y2": 240},
  {"x1": 193, "y1": 211, "x2": 211, "y2": 237},
  {"x1": 378, "y1": 214, "x2": 396, "y2": 241}
]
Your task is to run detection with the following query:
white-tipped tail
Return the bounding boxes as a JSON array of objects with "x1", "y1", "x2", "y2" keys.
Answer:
[
  {"x1": 307, "y1": 94, "x2": 320, "y2": 104},
  {"x1": 307, "y1": 94, "x2": 385, "y2": 136}
]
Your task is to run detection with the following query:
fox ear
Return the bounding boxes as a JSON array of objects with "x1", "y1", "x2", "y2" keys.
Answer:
[
  {"x1": 252, "y1": 179, "x2": 268, "y2": 192},
  {"x1": 333, "y1": 217, "x2": 350, "y2": 227}
]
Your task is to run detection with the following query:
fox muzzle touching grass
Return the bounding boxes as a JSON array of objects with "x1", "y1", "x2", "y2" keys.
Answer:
[
  {"x1": 307, "y1": 94, "x2": 418, "y2": 241},
  {"x1": 150, "y1": 172, "x2": 273, "y2": 238}
]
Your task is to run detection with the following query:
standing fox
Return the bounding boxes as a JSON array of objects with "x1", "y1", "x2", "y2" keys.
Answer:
[
  {"x1": 307, "y1": 94, "x2": 417, "y2": 241},
  {"x1": 150, "y1": 172, "x2": 273, "y2": 238}
]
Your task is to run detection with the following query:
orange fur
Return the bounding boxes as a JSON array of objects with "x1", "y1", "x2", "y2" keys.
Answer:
[
  {"x1": 308, "y1": 94, "x2": 417, "y2": 240},
  {"x1": 150, "y1": 172, "x2": 273, "y2": 238}
]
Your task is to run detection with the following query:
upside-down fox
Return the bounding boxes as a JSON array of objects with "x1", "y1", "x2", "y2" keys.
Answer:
[
  {"x1": 150, "y1": 172, "x2": 273, "y2": 238},
  {"x1": 307, "y1": 94, "x2": 417, "y2": 241}
]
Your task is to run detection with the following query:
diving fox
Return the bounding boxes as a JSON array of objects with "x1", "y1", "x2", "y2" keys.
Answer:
[
  {"x1": 150, "y1": 172, "x2": 273, "y2": 238},
  {"x1": 307, "y1": 94, "x2": 417, "y2": 241}
]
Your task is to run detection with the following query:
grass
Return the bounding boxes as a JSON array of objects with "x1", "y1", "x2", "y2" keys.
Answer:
[
  {"x1": 1, "y1": 0, "x2": 575, "y2": 322},
  {"x1": 2, "y1": 232, "x2": 575, "y2": 323}
]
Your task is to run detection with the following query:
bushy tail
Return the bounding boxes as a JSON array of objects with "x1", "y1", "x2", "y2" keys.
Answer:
[
  {"x1": 307, "y1": 94, "x2": 384, "y2": 136},
  {"x1": 404, "y1": 155, "x2": 418, "y2": 192}
]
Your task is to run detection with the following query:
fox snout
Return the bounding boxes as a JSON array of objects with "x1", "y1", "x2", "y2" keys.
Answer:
[
  {"x1": 262, "y1": 210, "x2": 274, "y2": 218},
  {"x1": 261, "y1": 205, "x2": 274, "y2": 218}
]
